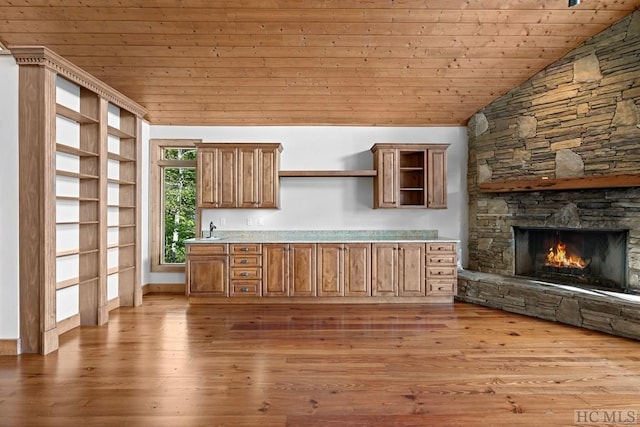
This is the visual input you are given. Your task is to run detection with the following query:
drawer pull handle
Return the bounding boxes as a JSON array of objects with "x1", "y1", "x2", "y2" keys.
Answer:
[
  {"x1": 241, "y1": 272, "x2": 249, "y2": 277},
  {"x1": 241, "y1": 287, "x2": 249, "y2": 292},
  {"x1": 241, "y1": 259, "x2": 249, "y2": 264},
  {"x1": 241, "y1": 247, "x2": 249, "y2": 252},
  {"x1": 438, "y1": 286, "x2": 445, "y2": 290},
  {"x1": 438, "y1": 271, "x2": 443, "y2": 275}
]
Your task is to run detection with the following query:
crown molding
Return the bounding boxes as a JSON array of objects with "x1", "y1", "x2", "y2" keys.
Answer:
[{"x1": 10, "y1": 45, "x2": 147, "y2": 118}]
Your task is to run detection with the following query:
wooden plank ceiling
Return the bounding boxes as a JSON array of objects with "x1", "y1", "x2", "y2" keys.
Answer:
[{"x1": 1, "y1": 0, "x2": 639, "y2": 126}]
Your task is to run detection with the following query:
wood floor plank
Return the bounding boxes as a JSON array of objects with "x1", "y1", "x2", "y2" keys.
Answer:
[{"x1": 1, "y1": 294, "x2": 639, "y2": 426}]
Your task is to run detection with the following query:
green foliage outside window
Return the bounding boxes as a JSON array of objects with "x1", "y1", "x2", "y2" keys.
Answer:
[{"x1": 162, "y1": 147, "x2": 197, "y2": 264}]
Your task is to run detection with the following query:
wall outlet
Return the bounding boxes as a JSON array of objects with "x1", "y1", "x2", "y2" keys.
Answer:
[
  {"x1": 258, "y1": 217, "x2": 265, "y2": 226},
  {"x1": 247, "y1": 217, "x2": 254, "y2": 226},
  {"x1": 220, "y1": 217, "x2": 226, "y2": 226}
]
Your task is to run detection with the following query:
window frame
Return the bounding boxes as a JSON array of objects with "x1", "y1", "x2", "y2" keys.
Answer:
[{"x1": 150, "y1": 138, "x2": 200, "y2": 272}]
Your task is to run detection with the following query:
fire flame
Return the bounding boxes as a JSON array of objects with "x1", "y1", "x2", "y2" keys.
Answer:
[{"x1": 545, "y1": 242, "x2": 586, "y2": 269}]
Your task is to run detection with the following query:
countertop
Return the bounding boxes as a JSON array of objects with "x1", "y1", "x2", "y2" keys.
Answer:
[{"x1": 185, "y1": 230, "x2": 458, "y2": 244}]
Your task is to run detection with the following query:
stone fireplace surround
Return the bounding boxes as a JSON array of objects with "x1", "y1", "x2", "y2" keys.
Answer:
[
  {"x1": 458, "y1": 11, "x2": 640, "y2": 341},
  {"x1": 457, "y1": 186, "x2": 640, "y2": 341}
]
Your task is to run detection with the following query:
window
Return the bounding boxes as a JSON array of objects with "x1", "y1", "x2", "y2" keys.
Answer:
[{"x1": 150, "y1": 139, "x2": 200, "y2": 272}]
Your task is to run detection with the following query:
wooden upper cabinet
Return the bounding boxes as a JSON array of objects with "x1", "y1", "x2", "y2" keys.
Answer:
[
  {"x1": 373, "y1": 148, "x2": 398, "y2": 208},
  {"x1": 371, "y1": 144, "x2": 449, "y2": 209},
  {"x1": 197, "y1": 145, "x2": 236, "y2": 208},
  {"x1": 196, "y1": 143, "x2": 282, "y2": 209},
  {"x1": 427, "y1": 148, "x2": 448, "y2": 209}
]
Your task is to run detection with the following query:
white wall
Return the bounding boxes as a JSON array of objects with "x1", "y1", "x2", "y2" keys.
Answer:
[
  {"x1": 147, "y1": 125, "x2": 468, "y2": 284},
  {"x1": 0, "y1": 53, "x2": 20, "y2": 340},
  {"x1": 141, "y1": 121, "x2": 152, "y2": 287}
]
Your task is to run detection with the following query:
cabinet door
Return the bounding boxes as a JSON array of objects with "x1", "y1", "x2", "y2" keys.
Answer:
[
  {"x1": 374, "y1": 149, "x2": 398, "y2": 208},
  {"x1": 218, "y1": 147, "x2": 237, "y2": 208},
  {"x1": 258, "y1": 147, "x2": 280, "y2": 208},
  {"x1": 317, "y1": 244, "x2": 343, "y2": 296},
  {"x1": 427, "y1": 148, "x2": 447, "y2": 208},
  {"x1": 186, "y1": 255, "x2": 228, "y2": 296},
  {"x1": 397, "y1": 243, "x2": 425, "y2": 296},
  {"x1": 237, "y1": 147, "x2": 259, "y2": 208},
  {"x1": 289, "y1": 244, "x2": 317, "y2": 296},
  {"x1": 262, "y1": 244, "x2": 289, "y2": 296},
  {"x1": 344, "y1": 243, "x2": 371, "y2": 296},
  {"x1": 197, "y1": 147, "x2": 236, "y2": 208},
  {"x1": 371, "y1": 243, "x2": 397, "y2": 296},
  {"x1": 197, "y1": 149, "x2": 217, "y2": 208}
]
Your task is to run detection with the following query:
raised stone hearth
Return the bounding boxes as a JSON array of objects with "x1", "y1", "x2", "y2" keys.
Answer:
[{"x1": 457, "y1": 270, "x2": 640, "y2": 341}]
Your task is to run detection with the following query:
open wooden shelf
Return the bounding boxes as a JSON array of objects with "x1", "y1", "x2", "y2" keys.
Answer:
[
  {"x1": 479, "y1": 173, "x2": 640, "y2": 193},
  {"x1": 279, "y1": 170, "x2": 377, "y2": 177},
  {"x1": 57, "y1": 170, "x2": 99, "y2": 180},
  {"x1": 107, "y1": 151, "x2": 135, "y2": 162},
  {"x1": 107, "y1": 125, "x2": 135, "y2": 139},
  {"x1": 56, "y1": 103, "x2": 98, "y2": 124},
  {"x1": 56, "y1": 143, "x2": 98, "y2": 157}
]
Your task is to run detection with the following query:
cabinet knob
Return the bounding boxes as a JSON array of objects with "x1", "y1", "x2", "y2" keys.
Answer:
[
  {"x1": 438, "y1": 286, "x2": 445, "y2": 291},
  {"x1": 241, "y1": 272, "x2": 249, "y2": 277},
  {"x1": 240, "y1": 247, "x2": 249, "y2": 252},
  {"x1": 241, "y1": 287, "x2": 249, "y2": 292},
  {"x1": 438, "y1": 271, "x2": 443, "y2": 275},
  {"x1": 241, "y1": 259, "x2": 249, "y2": 264}
]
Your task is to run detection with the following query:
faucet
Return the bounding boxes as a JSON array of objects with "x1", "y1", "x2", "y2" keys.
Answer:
[{"x1": 209, "y1": 221, "x2": 216, "y2": 234}]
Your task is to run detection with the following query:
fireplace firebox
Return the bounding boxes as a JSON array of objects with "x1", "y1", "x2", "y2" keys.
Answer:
[{"x1": 514, "y1": 227, "x2": 628, "y2": 292}]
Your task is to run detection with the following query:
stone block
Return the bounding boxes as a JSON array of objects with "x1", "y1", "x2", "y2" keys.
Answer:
[
  {"x1": 611, "y1": 318, "x2": 640, "y2": 339},
  {"x1": 573, "y1": 53, "x2": 602, "y2": 83},
  {"x1": 555, "y1": 149, "x2": 584, "y2": 178},
  {"x1": 556, "y1": 298, "x2": 582, "y2": 326}
]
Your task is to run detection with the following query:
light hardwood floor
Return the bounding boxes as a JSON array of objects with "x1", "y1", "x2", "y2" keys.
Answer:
[{"x1": 1, "y1": 294, "x2": 639, "y2": 426}]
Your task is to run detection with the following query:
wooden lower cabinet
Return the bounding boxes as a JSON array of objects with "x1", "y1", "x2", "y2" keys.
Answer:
[
  {"x1": 426, "y1": 242, "x2": 458, "y2": 296},
  {"x1": 289, "y1": 244, "x2": 317, "y2": 296},
  {"x1": 186, "y1": 240, "x2": 456, "y2": 301},
  {"x1": 262, "y1": 243, "x2": 289, "y2": 296},
  {"x1": 372, "y1": 243, "x2": 425, "y2": 296},
  {"x1": 185, "y1": 244, "x2": 229, "y2": 296},
  {"x1": 262, "y1": 243, "x2": 316, "y2": 297},
  {"x1": 398, "y1": 243, "x2": 425, "y2": 296},
  {"x1": 317, "y1": 243, "x2": 371, "y2": 296},
  {"x1": 371, "y1": 243, "x2": 398, "y2": 296}
]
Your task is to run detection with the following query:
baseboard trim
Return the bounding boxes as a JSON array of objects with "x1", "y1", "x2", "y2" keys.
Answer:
[
  {"x1": 107, "y1": 297, "x2": 120, "y2": 312},
  {"x1": 57, "y1": 313, "x2": 80, "y2": 335},
  {"x1": 0, "y1": 339, "x2": 20, "y2": 356},
  {"x1": 143, "y1": 283, "x2": 185, "y2": 295}
]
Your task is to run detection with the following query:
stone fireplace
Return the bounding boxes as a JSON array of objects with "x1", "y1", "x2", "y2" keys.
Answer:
[
  {"x1": 458, "y1": 11, "x2": 640, "y2": 340},
  {"x1": 513, "y1": 226, "x2": 628, "y2": 292}
]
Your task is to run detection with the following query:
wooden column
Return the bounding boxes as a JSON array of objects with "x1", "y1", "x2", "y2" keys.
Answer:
[{"x1": 18, "y1": 63, "x2": 58, "y2": 354}]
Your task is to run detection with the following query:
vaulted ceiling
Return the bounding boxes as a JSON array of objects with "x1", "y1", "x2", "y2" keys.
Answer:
[{"x1": 1, "y1": 0, "x2": 639, "y2": 126}]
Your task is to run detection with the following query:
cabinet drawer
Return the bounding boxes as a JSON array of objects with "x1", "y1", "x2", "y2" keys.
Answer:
[
  {"x1": 426, "y1": 242, "x2": 456, "y2": 253},
  {"x1": 427, "y1": 280, "x2": 457, "y2": 296},
  {"x1": 230, "y1": 267, "x2": 262, "y2": 280},
  {"x1": 230, "y1": 255, "x2": 261, "y2": 267},
  {"x1": 187, "y1": 244, "x2": 228, "y2": 255},
  {"x1": 230, "y1": 244, "x2": 262, "y2": 254},
  {"x1": 426, "y1": 266, "x2": 457, "y2": 278},
  {"x1": 426, "y1": 254, "x2": 457, "y2": 266},
  {"x1": 230, "y1": 281, "x2": 262, "y2": 297}
]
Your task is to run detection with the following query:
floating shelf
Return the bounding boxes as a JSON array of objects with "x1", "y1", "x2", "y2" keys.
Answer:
[
  {"x1": 279, "y1": 170, "x2": 377, "y2": 177},
  {"x1": 479, "y1": 173, "x2": 640, "y2": 193}
]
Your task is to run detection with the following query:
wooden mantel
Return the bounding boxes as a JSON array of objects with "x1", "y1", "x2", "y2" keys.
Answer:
[{"x1": 479, "y1": 173, "x2": 640, "y2": 193}]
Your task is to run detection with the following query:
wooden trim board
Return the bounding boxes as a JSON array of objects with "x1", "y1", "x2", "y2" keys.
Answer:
[{"x1": 479, "y1": 173, "x2": 640, "y2": 193}]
